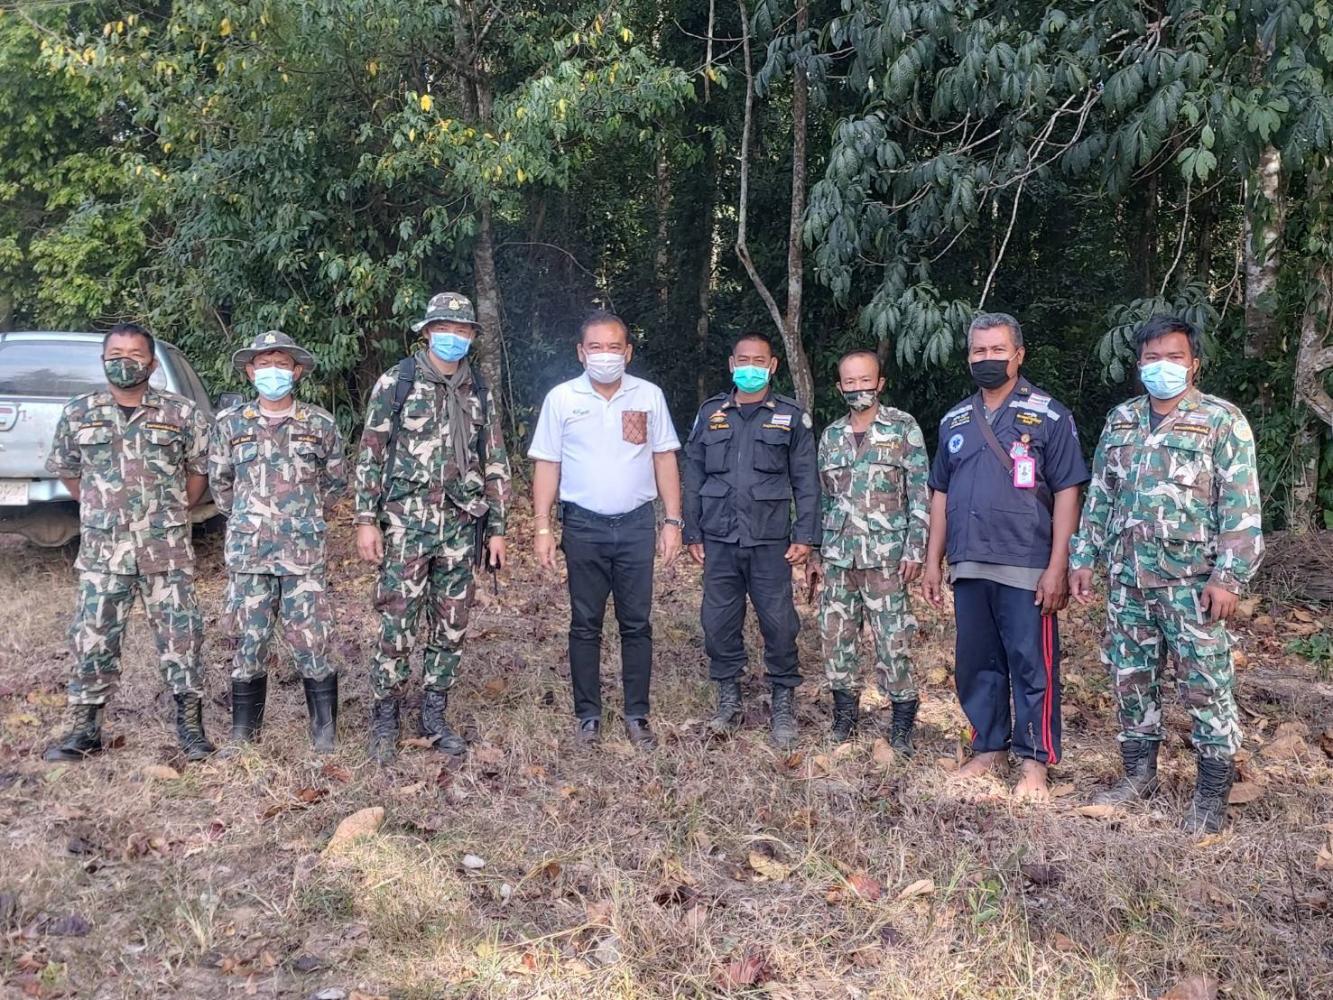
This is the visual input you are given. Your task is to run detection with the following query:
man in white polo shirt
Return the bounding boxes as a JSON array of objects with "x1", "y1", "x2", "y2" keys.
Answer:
[{"x1": 530, "y1": 310, "x2": 683, "y2": 749}]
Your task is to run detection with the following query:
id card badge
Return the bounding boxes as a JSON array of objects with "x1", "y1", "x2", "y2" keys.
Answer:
[{"x1": 1013, "y1": 455, "x2": 1036, "y2": 489}]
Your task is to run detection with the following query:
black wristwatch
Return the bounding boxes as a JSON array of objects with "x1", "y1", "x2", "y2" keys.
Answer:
[{"x1": 663, "y1": 517, "x2": 685, "y2": 529}]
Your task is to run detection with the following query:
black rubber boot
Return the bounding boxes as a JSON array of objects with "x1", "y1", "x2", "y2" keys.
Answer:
[
  {"x1": 42, "y1": 704, "x2": 104, "y2": 762},
  {"x1": 420, "y1": 688, "x2": 466, "y2": 756},
  {"x1": 706, "y1": 681, "x2": 743, "y2": 737},
  {"x1": 1092, "y1": 739, "x2": 1160, "y2": 805},
  {"x1": 830, "y1": 690, "x2": 859, "y2": 743},
  {"x1": 174, "y1": 694, "x2": 216, "y2": 761},
  {"x1": 1182, "y1": 755, "x2": 1234, "y2": 835},
  {"x1": 229, "y1": 676, "x2": 267, "y2": 743},
  {"x1": 303, "y1": 674, "x2": 338, "y2": 753},
  {"x1": 770, "y1": 685, "x2": 798, "y2": 750},
  {"x1": 368, "y1": 697, "x2": 401, "y2": 765},
  {"x1": 889, "y1": 698, "x2": 919, "y2": 757}
]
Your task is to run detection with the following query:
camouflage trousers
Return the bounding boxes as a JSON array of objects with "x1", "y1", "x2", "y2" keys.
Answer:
[
  {"x1": 67, "y1": 568, "x2": 203, "y2": 706},
  {"x1": 819, "y1": 563, "x2": 918, "y2": 701},
  {"x1": 1103, "y1": 581, "x2": 1242, "y2": 758},
  {"x1": 369, "y1": 514, "x2": 475, "y2": 700},
  {"x1": 224, "y1": 571, "x2": 332, "y2": 682}
]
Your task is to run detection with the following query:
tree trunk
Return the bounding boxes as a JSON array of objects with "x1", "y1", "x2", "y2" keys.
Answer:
[
  {"x1": 1244, "y1": 146, "x2": 1284, "y2": 359},
  {"x1": 1291, "y1": 253, "x2": 1333, "y2": 533},
  {"x1": 733, "y1": 0, "x2": 816, "y2": 410},
  {"x1": 696, "y1": 154, "x2": 717, "y2": 406},
  {"x1": 655, "y1": 141, "x2": 672, "y2": 312}
]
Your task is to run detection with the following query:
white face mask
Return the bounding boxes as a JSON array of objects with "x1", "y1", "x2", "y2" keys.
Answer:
[{"x1": 584, "y1": 352, "x2": 626, "y2": 384}]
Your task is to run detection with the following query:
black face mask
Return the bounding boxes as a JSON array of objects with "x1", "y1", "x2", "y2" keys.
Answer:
[{"x1": 969, "y1": 359, "x2": 1012, "y2": 390}]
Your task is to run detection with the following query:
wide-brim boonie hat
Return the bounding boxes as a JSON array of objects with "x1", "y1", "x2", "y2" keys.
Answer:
[
  {"x1": 231, "y1": 330, "x2": 316, "y2": 376},
  {"x1": 412, "y1": 291, "x2": 482, "y2": 333}
]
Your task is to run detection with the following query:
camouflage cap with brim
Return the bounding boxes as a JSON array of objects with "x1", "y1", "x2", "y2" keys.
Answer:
[
  {"x1": 231, "y1": 330, "x2": 317, "y2": 376},
  {"x1": 411, "y1": 291, "x2": 482, "y2": 333}
]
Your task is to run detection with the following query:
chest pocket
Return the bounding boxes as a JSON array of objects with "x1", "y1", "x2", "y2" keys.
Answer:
[
  {"x1": 1100, "y1": 430, "x2": 1138, "y2": 486},
  {"x1": 864, "y1": 446, "x2": 905, "y2": 512},
  {"x1": 290, "y1": 436, "x2": 325, "y2": 482},
  {"x1": 75, "y1": 425, "x2": 116, "y2": 467},
  {"x1": 701, "y1": 425, "x2": 733, "y2": 474},
  {"x1": 1159, "y1": 432, "x2": 1211, "y2": 489},
  {"x1": 142, "y1": 426, "x2": 184, "y2": 476},
  {"x1": 400, "y1": 394, "x2": 435, "y2": 434},
  {"x1": 754, "y1": 425, "x2": 791, "y2": 474}
]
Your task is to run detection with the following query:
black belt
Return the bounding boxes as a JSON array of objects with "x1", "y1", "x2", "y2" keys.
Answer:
[{"x1": 560, "y1": 500, "x2": 653, "y2": 524}]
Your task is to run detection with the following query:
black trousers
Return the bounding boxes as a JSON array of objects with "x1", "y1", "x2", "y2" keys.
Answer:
[
  {"x1": 953, "y1": 577, "x2": 1062, "y2": 764},
  {"x1": 701, "y1": 538, "x2": 801, "y2": 688},
  {"x1": 561, "y1": 502, "x2": 656, "y2": 721}
]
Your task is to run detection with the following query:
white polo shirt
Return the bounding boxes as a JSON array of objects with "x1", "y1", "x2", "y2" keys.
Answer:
[{"x1": 528, "y1": 372, "x2": 680, "y2": 516}]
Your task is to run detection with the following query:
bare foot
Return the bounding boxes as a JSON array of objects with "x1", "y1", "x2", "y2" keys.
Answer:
[
  {"x1": 954, "y1": 750, "x2": 1005, "y2": 780},
  {"x1": 1013, "y1": 759, "x2": 1050, "y2": 802}
]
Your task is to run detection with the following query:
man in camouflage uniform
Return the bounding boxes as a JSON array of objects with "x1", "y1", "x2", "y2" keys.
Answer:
[
  {"x1": 42, "y1": 323, "x2": 215, "y2": 762},
  {"x1": 210, "y1": 332, "x2": 347, "y2": 752},
  {"x1": 355, "y1": 292, "x2": 510, "y2": 764},
  {"x1": 1071, "y1": 315, "x2": 1263, "y2": 834},
  {"x1": 807, "y1": 350, "x2": 930, "y2": 750}
]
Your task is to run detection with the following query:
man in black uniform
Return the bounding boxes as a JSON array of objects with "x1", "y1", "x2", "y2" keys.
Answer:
[
  {"x1": 683, "y1": 331, "x2": 820, "y2": 748},
  {"x1": 922, "y1": 313, "x2": 1088, "y2": 800}
]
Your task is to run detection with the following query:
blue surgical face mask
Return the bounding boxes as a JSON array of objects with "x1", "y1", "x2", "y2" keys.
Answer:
[
  {"x1": 732, "y1": 364, "x2": 771, "y2": 394},
  {"x1": 430, "y1": 331, "x2": 472, "y2": 363},
  {"x1": 254, "y1": 366, "x2": 294, "y2": 401},
  {"x1": 1139, "y1": 359, "x2": 1191, "y2": 400}
]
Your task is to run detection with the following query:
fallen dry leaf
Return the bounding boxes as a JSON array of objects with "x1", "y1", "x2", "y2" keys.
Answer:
[
  {"x1": 896, "y1": 878, "x2": 934, "y2": 901},
  {"x1": 324, "y1": 806, "x2": 385, "y2": 854},
  {"x1": 747, "y1": 850, "x2": 792, "y2": 882},
  {"x1": 1048, "y1": 932, "x2": 1079, "y2": 952},
  {"x1": 1317, "y1": 830, "x2": 1333, "y2": 871},
  {"x1": 482, "y1": 677, "x2": 508, "y2": 698},
  {"x1": 1048, "y1": 782, "x2": 1076, "y2": 798},
  {"x1": 400, "y1": 736, "x2": 434, "y2": 750},
  {"x1": 847, "y1": 872, "x2": 882, "y2": 900},
  {"x1": 1261, "y1": 733, "x2": 1308, "y2": 760},
  {"x1": 1076, "y1": 804, "x2": 1117, "y2": 819},
  {"x1": 296, "y1": 786, "x2": 328, "y2": 805},
  {"x1": 871, "y1": 738, "x2": 895, "y2": 767},
  {"x1": 1227, "y1": 782, "x2": 1264, "y2": 805},
  {"x1": 1162, "y1": 974, "x2": 1219, "y2": 1000},
  {"x1": 320, "y1": 762, "x2": 352, "y2": 783},
  {"x1": 141, "y1": 765, "x2": 180, "y2": 781},
  {"x1": 1319, "y1": 730, "x2": 1333, "y2": 759},
  {"x1": 1020, "y1": 863, "x2": 1062, "y2": 887},
  {"x1": 712, "y1": 950, "x2": 769, "y2": 990}
]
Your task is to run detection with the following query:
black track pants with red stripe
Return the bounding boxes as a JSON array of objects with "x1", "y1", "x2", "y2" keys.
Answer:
[{"x1": 952, "y1": 577, "x2": 1061, "y2": 764}]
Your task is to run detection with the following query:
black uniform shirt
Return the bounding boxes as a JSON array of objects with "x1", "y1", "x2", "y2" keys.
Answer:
[{"x1": 683, "y1": 389, "x2": 820, "y2": 548}]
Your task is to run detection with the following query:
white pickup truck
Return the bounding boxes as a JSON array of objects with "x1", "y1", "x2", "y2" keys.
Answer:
[{"x1": 0, "y1": 331, "x2": 231, "y2": 546}]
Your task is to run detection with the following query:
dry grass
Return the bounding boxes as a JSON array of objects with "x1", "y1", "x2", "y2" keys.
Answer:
[{"x1": 1, "y1": 510, "x2": 1331, "y2": 999}]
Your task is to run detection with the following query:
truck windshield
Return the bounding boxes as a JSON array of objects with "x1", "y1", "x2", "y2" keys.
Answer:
[{"x1": 0, "y1": 341, "x2": 165, "y2": 397}]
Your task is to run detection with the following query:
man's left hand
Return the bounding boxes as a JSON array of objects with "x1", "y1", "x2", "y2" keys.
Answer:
[
  {"x1": 785, "y1": 543, "x2": 812, "y2": 566},
  {"x1": 658, "y1": 523, "x2": 682, "y2": 568},
  {"x1": 899, "y1": 560, "x2": 922, "y2": 584},
  {"x1": 487, "y1": 535, "x2": 507, "y2": 570},
  {"x1": 1034, "y1": 565, "x2": 1069, "y2": 615},
  {"x1": 1201, "y1": 583, "x2": 1237, "y2": 622}
]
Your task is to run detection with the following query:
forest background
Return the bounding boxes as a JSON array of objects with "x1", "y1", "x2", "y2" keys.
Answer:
[{"x1": 4, "y1": 0, "x2": 1333, "y2": 530}]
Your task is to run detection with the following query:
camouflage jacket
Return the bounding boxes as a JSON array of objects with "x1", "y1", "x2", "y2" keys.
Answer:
[
  {"x1": 1069, "y1": 389, "x2": 1263, "y2": 591},
  {"x1": 209, "y1": 400, "x2": 348, "y2": 575},
  {"x1": 818, "y1": 405, "x2": 930, "y2": 570},
  {"x1": 46, "y1": 388, "x2": 209, "y2": 575},
  {"x1": 354, "y1": 353, "x2": 509, "y2": 535}
]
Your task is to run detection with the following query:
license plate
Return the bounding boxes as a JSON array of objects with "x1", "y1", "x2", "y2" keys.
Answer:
[{"x1": 0, "y1": 480, "x2": 30, "y2": 506}]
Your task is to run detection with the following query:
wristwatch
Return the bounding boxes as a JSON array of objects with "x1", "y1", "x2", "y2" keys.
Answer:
[{"x1": 663, "y1": 517, "x2": 685, "y2": 529}]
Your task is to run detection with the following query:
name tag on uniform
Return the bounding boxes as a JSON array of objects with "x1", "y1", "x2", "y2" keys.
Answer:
[
  {"x1": 291, "y1": 433, "x2": 321, "y2": 445},
  {"x1": 230, "y1": 433, "x2": 257, "y2": 446},
  {"x1": 1175, "y1": 423, "x2": 1210, "y2": 435},
  {"x1": 761, "y1": 423, "x2": 791, "y2": 432},
  {"x1": 144, "y1": 421, "x2": 181, "y2": 433}
]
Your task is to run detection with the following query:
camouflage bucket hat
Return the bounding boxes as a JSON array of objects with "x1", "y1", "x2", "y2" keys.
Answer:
[
  {"x1": 412, "y1": 291, "x2": 481, "y2": 333},
  {"x1": 231, "y1": 330, "x2": 317, "y2": 376}
]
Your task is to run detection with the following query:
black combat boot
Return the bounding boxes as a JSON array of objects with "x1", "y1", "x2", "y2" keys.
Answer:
[
  {"x1": 889, "y1": 698, "x2": 919, "y2": 757},
  {"x1": 42, "y1": 704, "x2": 105, "y2": 762},
  {"x1": 420, "y1": 688, "x2": 466, "y2": 756},
  {"x1": 1092, "y1": 739, "x2": 1160, "y2": 805},
  {"x1": 1182, "y1": 755, "x2": 1234, "y2": 835},
  {"x1": 706, "y1": 681, "x2": 743, "y2": 737},
  {"x1": 229, "y1": 676, "x2": 267, "y2": 743},
  {"x1": 368, "y1": 697, "x2": 401, "y2": 765},
  {"x1": 770, "y1": 685, "x2": 798, "y2": 750},
  {"x1": 174, "y1": 693, "x2": 217, "y2": 761},
  {"x1": 303, "y1": 674, "x2": 338, "y2": 753},
  {"x1": 830, "y1": 690, "x2": 859, "y2": 743}
]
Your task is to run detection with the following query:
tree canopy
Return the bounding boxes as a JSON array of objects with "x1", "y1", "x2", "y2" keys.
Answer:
[{"x1": 4, "y1": 0, "x2": 1333, "y2": 527}]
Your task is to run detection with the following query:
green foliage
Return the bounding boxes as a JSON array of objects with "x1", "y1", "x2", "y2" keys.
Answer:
[{"x1": 1285, "y1": 630, "x2": 1333, "y2": 680}]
